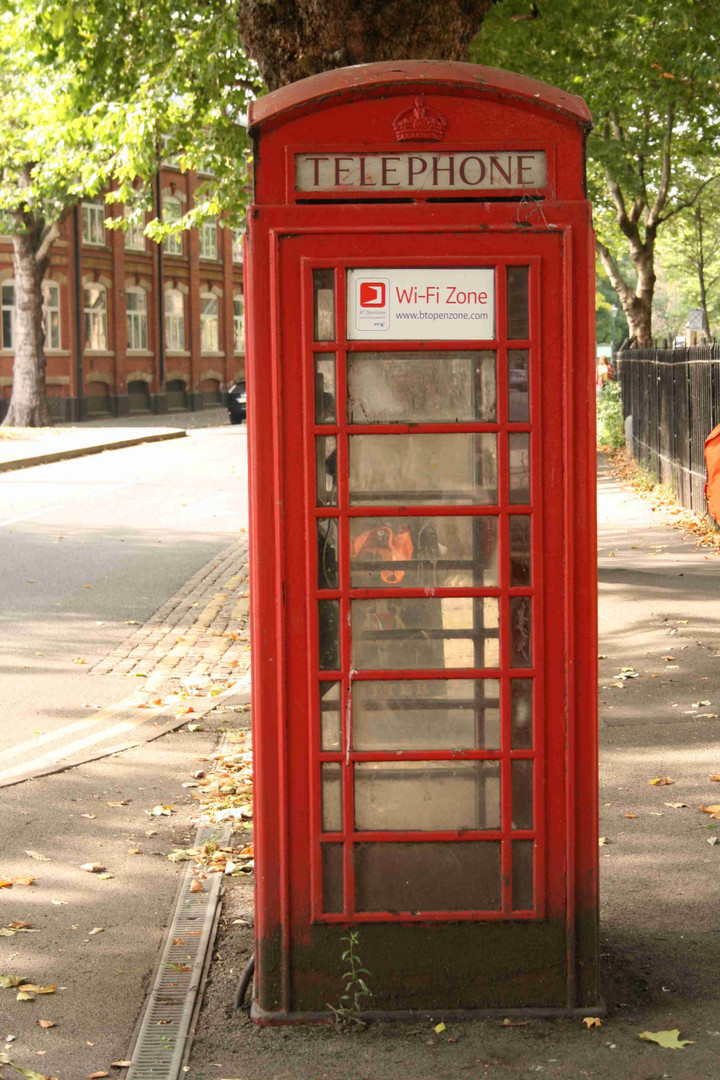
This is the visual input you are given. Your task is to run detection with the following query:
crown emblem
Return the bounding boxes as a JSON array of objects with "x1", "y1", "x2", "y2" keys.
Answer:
[{"x1": 392, "y1": 97, "x2": 448, "y2": 142}]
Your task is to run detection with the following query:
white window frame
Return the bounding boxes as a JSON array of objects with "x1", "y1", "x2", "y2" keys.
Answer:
[
  {"x1": 200, "y1": 292, "x2": 219, "y2": 353},
  {"x1": 83, "y1": 283, "x2": 108, "y2": 351},
  {"x1": 231, "y1": 229, "x2": 244, "y2": 263},
  {"x1": 199, "y1": 217, "x2": 218, "y2": 260},
  {"x1": 163, "y1": 197, "x2": 183, "y2": 255},
  {"x1": 82, "y1": 200, "x2": 106, "y2": 246},
  {"x1": 126, "y1": 287, "x2": 148, "y2": 351},
  {"x1": 124, "y1": 207, "x2": 146, "y2": 252},
  {"x1": 233, "y1": 295, "x2": 245, "y2": 353},
  {"x1": 164, "y1": 289, "x2": 185, "y2": 352},
  {"x1": 1, "y1": 281, "x2": 16, "y2": 350},
  {"x1": 42, "y1": 281, "x2": 61, "y2": 351}
]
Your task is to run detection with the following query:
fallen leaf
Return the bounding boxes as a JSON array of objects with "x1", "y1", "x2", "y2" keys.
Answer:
[
  {"x1": 662, "y1": 656, "x2": 675, "y2": 661},
  {"x1": 650, "y1": 778, "x2": 673, "y2": 786},
  {"x1": 692, "y1": 700, "x2": 711, "y2": 708},
  {"x1": 106, "y1": 801, "x2": 130, "y2": 808},
  {"x1": 710, "y1": 776, "x2": 720, "y2": 782},
  {"x1": 639, "y1": 1028, "x2": 693, "y2": 1049},
  {"x1": 623, "y1": 813, "x2": 637, "y2": 819},
  {"x1": 0, "y1": 975, "x2": 25, "y2": 988},
  {"x1": 10, "y1": 876, "x2": 35, "y2": 886},
  {"x1": 88, "y1": 928, "x2": 104, "y2": 936},
  {"x1": 19, "y1": 986, "x2": 56, "y2": 995},
  {"x1": 16, "y1": 991, "x2": 35, "y2": 1001},
  {"x1": 81, "y1": 814, "x2": 97, "y2": 820},
  {"x1": 24, "y1": 851, "x2": 50, "y2": 862},
  {"x1": 434, "y1": 1021, "x2": 446, "y2": 1034},
  {"x1": 500, "y1": 1018, "x2": 528, "y2": 1026},
  {"x1": 72, "y1": 657, "x2": 86, "y2": 665},
  {"x1": 97, "y1": 873, "x2": 114, "y2": 880},
  {"x1": 8, "y1": 1067, "x2": 56, "y2": 1080},
  {"x1": 88, "y1": 1072, "x2": 110, "y2": 1079},
  {"x1": 110, "y1": 1063, "x2": 132, "y2": 1069},
  {"x1": 583, "y1": 1017, "x2": 603, "y2": 1028},
  {"x1": 127, "y1": 848, "x2": 142, "y2": 856},
  {"x1": 189, "y1": 880, "x2": 204, "y2": 894},
  {"x1": 707, "y1": 837, "x2": 719, "y2": 846},
  {"x1": 125, "y1": 620, "x2": 139, "y2": 625},
  {"x1": 8, "y1": 922, "x2": 32, "y2": 929},
  {"x1": 665, "y1": 802, "x2": 689, "y2": 809},
  {"x1": 168, "y1": 850, "x2": 195, "y2": 863},
  {"x1": 700, "y1": 805, "x2": 720, "y2": 819},
  {"x1": 80, "y1": 863, "x2": 107, "y2": 874},
  {"x1": 37, "y1": 1021, "x2": 55, "y2": 1029},
  {"x1": 598, "y1": 837, "x2": 611, "y2": 846},
  {"x1": 172, "y1": 938, "x2": 185, "y2": 946}
]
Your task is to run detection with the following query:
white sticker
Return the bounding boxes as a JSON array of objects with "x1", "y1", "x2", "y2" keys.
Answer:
[{"x1": 347, "y1": 268, "x2": 495, "y2": 341}]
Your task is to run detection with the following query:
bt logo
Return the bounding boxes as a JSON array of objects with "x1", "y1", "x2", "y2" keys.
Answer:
[{"x1": 359, "y1": 281, "x2": 387, "y2": 308}]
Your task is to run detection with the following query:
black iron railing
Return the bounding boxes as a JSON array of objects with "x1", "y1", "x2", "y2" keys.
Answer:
[{"x1": 618, "y1": 344, "x2": 720, "y2": 518}]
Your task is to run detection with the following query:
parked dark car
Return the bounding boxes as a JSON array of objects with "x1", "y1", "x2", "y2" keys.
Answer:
[{"x1": 227, "y1": 380, "x2": 246, "y2": 424}]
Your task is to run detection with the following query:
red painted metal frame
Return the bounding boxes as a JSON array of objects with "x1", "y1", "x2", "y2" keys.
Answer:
[{"x1": 246, "y1": 61, "x2": 598, "y2": 1017}]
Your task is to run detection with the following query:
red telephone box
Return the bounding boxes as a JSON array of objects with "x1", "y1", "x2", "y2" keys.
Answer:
[{"x1": 246, "y1": 61, "x2": 600, "y2": 1020}]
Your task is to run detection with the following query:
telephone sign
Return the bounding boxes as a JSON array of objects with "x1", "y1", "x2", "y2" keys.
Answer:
[{"x1": 246, "y1": 60, "x2": 600, "y2": 1023}]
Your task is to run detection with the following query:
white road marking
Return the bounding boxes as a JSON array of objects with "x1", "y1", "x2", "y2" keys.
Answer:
[
  {"x1": 0, "y1": 721, "x2": 138, "y2": 780},
  {"x1": 0, "y1": 478, "x2": 144, "y2": 527},
  {"x1": 0, "y1": 717, "x2": 102, "y2": 758}
]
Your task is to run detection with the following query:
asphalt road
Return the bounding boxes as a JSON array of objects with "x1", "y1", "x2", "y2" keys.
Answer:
[{"x1": 0, "y1": 417, "x2": 248, "y2": 758}]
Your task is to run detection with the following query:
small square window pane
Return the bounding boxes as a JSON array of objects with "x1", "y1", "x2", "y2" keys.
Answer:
[
  {"x1": 320, "y1": 682, "x2": 341, "y2": 751},
  {"x1": 509, "y1": 515, "x2": 531, "y2": 586},
  {"x1": 318, "y1": 599, "x2": 340, "y2": 670},
  {"x1": 352, "y1": 679, "x2": 500, "y2": 751},
  {"x1": 316, "y1": 435, "x2": 337, "y2": 507},
  {"x1": 510, "y1": 678, "x2": 533, "y2": 749},
  {"x1": 315, "y1": 354, "x2": 336, "y2": 423},
  {"x1": 349, "y1": 433, "x2": 497, "y2": 506},
  {"x1": 508, "y1": 349, "x2": 529, "y2": 422},
  {"x1": 511, "y1": 759, "x2": 533, "y2": 829},
  {"x1": 313, "y1": 269, "x2": 335, "y2": 341},
  {"x1": 347, "y1": 351, "x2": 496, "y2": 423},
  {"x1": 321, "y1": 762, "x2": 342, "y2": 832},
  {"x1": 317, "y1": 518, "x2": 339, "y2": 590},
  {"x1": 354, "y1": 760, "x2": 500, "y2": 831},
  {"x1": 352, "y1": 597, "x2": 499, "y2": 671},
  {"x1": 349, "y1": 516, "x2": 498, "y2": 589},
  {"x1": 355, "y1": 841, "x2": 501, "y2": 913},
  {"x1": 510, "y1": 597, "x2": 532, "y2": 668},
  {"x1": 508, "y1": 433, "x2": 530, "y2": 504}
]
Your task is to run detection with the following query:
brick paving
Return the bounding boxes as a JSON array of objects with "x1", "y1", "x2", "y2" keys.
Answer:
[{"x1": 91, "y1": 537, "x2": 250, "y2": 679}]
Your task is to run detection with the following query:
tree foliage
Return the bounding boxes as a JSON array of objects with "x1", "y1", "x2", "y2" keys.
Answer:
[{"x1": 474, "y1": 0, "x2": 720, "y2": 345}]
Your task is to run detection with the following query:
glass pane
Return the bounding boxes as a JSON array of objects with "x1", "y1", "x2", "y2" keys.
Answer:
[
  {"x1": 318, "y1": 599, "x2": 340, "y2": 670},
  {"x1": 511, "y1": 759, "x2": 533, "y2": 829},
  {"x1": 321, "y1": 763, "x2": 342, "y2": 832},
  {"x1": 512, "y1": 840, "x2": 534, "y2": 910},
  {"x1": 507, "y1": 266, "x2": 529, "y2": 340},
  {"x1": 352, "y1": 597, "x2": 499, "y2": 671},
  {"x1": 320, "y1": 682, "x2": 341, "y2": 751},
  {"x1": 508, "y1": 349, "x2": 529, "y2": 422},
  {"x1": 350, "y1": 515, "x2": 498, "y2": 588},
  {"x1": 317, "y1": 518, "x2": 339, "y2": 589},
  {"x1": 316, "y1": 435, "x2": 337, "y2": 507},
  {"x1": 510, "y1": 678, "x2": 533, "y2": 749},
  {"x1": 509, "y1": 515, "x2": 531, "y2": 586},
  {"x1": 347, "y1": 351, "x2": 496, "y2": 423},
  {"x1": 356, "y1": 841, "x2": 501, "y2": 912},
  {"x1": 349, "y1": 433, "x2": 497, "y2": 505},
  {"x1": 313, "y1": 269, "x2": 335, "y2": 341},
  {"x1": 508, "y1": 433, "x2": 530, "y2": 504},
  {"x1": 322, "y1": 844, "x2": 344, "y2": 913},
  {"x1": 355, "y1": 760, "x2": 500, "y2": 831},
  {"x1": 353, "y1": 679, "x2": 500, "y2": 751},
  {"x1": 315, "y1": 354, "x2": 336, "y2": 423},
  {"x1": 510, "y1": 597, "x2": 532, "y2": 668}
]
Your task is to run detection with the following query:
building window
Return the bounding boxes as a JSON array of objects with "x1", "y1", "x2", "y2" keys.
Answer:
[
  {"x1": 84, "y1": 283, "x2": 108, "y2": 350},
  {"x1": 200, "y1": 293, "x2": 219, "y2": 353},
  {"x1": 163, "y1": 198, "x2": 183, "y2": 255},
  {"x1": 165, "y1": 289, "x2": 185, "y2": 351},
  {"x1": 1, "y1": 282, "x2": 16, "y2": 349},
  {"x1": 126, "y1": 287, "x2": 148, "y2": 351},
  {"x1": 232, "y1": 229, "x2": 244, "y2": 263},
  {"x1": 42, "y1": 281, "x2": 61, "y2": 350},
  {"x1": 199, "y1": 217, "x2": 218, "y2": 260},
  {"x1": 124, "y1": 207, "x2": 146, "y2": 252},
  {"x1": 233, "y1": 296, "x2": 244, "y2": 353},
  {"x1": 82, "y1": 200, "x2": 106, "y2": 246}
]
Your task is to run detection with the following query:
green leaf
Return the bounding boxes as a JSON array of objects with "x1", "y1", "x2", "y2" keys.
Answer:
[
  {"x1": 639, "y1": 1029, "x2": 694, "y2": 1049},
  {"x1": 0, "y1": 975, "x2": 25, "y2": 988}
]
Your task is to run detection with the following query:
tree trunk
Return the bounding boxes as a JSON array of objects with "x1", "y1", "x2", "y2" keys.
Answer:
[
  {"x1": 2, "y1": 226, "x2": 52, "y2": 428},
  {"x1": 237, "y1": 0, "x2": 496, "y2": 91}
]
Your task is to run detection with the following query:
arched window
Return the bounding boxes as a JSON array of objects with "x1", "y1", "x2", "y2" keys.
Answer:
[
  {"x1": 42, "y1": 281, "x2": 61, "y2": 351},
  {"x1": 200, "y1": 292, "x2": 219, "y2": 353},
  {"x1": 233, "y1": 295, "x2": 245, "y2": 353},
  {"x1": 164, "y1": 289, "x2": 185, "y2": 351},
  {"x1": 162, "y1": 197, "x2": 183, "y2": 255},
  {"x1": 82, "y1": 199, "x2": 106, "y2": 246},
  {"x1": 1, "y1": 281, "x2": 16, "y2": 350},
  {"x1": 83, "y1": 283, "x2": 108, "y2": 350},
  {"x1": 199, "y1": 217, "x2": 218, "y2": 260},
  {"x1": 124, "y1": 207, "x2": 146, "y2": 252},
  {"x1": 126, "y1": 287, "x2": 148, "y2": 351}
]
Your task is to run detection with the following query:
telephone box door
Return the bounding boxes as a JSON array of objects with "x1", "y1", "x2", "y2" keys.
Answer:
[{"x1": 253, "y1": 220, "x2": 596, "y2": 1017}]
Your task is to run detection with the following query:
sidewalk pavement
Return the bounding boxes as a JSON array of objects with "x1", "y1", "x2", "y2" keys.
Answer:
[
  {"x1": 0, "y1": 406, "x2": 231, "y2": 472},
  {"x1": 185, "y1": 454, "x2": 720, "y2": 1080}
]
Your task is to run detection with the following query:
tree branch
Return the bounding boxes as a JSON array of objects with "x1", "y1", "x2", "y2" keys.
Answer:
[
  {"x1": 35, "y1": 221, "x2": 61, "y2": 266},
  {"x1": 596, "y1": 238, "x2": 635, "y2": 306},
  {"x1": 648, "y1": 101, "x2": 675, "y2": 226},
  {"x1": 657, "y1": 173, "x2": 720, "y2": 224}
]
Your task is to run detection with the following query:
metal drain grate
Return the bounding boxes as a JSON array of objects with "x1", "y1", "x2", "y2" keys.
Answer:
[{"x1": 126, "y1": 825, "x2": 231, "y2": 1080}]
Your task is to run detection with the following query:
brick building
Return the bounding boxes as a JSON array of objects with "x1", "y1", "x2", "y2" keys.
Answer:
[{"x1": 0, "y1": 164, "x2": 245, "y2": 421}]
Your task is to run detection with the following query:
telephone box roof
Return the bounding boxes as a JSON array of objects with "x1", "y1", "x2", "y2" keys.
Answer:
[{"x1": 248, "y1": 60, "x2": 592, "y2": 133}]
